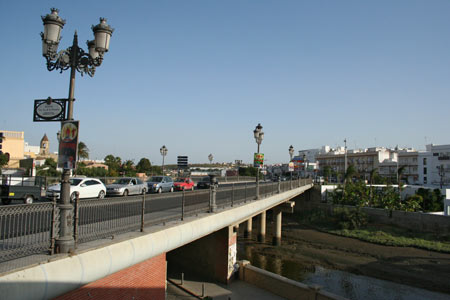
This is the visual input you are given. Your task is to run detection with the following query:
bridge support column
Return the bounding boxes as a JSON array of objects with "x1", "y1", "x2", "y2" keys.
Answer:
[
  {"x1": 257, "y1": 211, "x2": 266, "y2": 243},
  {"x1": 167, "y1": 225, "x2": 238, "y2": 284},
  {"x1": 272, "y1": 209, "x2": 282, "y2": 246},
  {"x1": 244, "y1": 217, "x2": 252, "y2": 238}
]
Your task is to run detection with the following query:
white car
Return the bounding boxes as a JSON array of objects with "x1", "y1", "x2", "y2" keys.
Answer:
[{"x1": 46, "y1": 177, "x2": 106, "y2": 201}]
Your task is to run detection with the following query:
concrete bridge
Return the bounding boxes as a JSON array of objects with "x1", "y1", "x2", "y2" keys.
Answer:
[{"x1": 0, "y1": 181, "x2": 313, "y2": 300}]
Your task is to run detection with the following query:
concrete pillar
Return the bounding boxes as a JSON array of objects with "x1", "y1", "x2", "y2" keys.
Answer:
[
  {"x1": 166, "y1": 225, "x2": 237, "y2": 284},
  {"x1": 272, "y1": 209, "x2": 282, "y2": 246},
  {"x1": 244, "y1": 217, "x2": 252, "y2": 238},
  {"x1": 257, "y1": 211, "x2": 266, "y2": 243}
]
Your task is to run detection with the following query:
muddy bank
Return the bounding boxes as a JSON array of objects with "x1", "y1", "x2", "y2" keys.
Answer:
[{"x1": 237, "y1": 214, "x2": 450, "y2": 295}]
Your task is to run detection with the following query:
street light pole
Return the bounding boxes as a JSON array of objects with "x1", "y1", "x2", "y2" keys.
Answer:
[
  {"x1": 41, "y1": 8, "x2": 113, "y2": 253},
  {"x1": 289, "y1": 145, "x2": 294, "y2": 180},
  {"x1": 160, "y1": 145, "x2": 168, "y2": 175},
  {"x1": 253, "y1": 123, "x2": 264, "y2": 200}
]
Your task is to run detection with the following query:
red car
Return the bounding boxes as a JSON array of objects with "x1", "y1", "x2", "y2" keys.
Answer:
[{"x1": 173, "y1": 178, "x2": 195, "y2": 191}]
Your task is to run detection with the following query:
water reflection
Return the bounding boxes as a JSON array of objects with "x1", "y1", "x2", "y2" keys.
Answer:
[{"x1": 238, "y1": 242, "x2": 450, "y2": 300}]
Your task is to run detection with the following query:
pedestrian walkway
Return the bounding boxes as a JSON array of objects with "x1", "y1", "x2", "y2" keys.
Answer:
[{"x1": 166, "y1": 276, "x2": 286, "y2": 300}]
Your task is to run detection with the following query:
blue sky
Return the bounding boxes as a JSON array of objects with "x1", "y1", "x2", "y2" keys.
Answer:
[{"x1": 1, "y1": 1, "x2": 450, "y2": 165}]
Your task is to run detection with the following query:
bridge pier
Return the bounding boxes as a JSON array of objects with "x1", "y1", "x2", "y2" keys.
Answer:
[
  {"x1": 244, "y1": 217, "x2": 252, "y2": 238},
  {"x1": 257, "y1": 210, "x2": 266, "y2": 243},
  {"x1": 272, "y1": 209, "x2": 282, "y2": 246},
  {"x1": 167, "y1": 225, "x2": 238, "y2": 284}
]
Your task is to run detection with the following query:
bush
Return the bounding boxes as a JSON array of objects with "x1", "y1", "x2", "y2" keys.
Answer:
[{"x1": 332, "y1": 207, "x2": 368, "y2": 230}]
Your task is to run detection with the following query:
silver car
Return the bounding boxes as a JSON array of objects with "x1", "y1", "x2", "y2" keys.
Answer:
[
  {"x1": 146, "y1": 176, "x2": 174, "y2": 193},
  {"x1": 106, "y1": 177, "x2": 147, "y2": 196}
]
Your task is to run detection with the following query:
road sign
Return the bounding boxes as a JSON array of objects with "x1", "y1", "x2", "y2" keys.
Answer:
[
  {"x1": 33, "y1": 97, "x2": 68, "y2": 122},
  {"x1": 177, "y1": 156, "x2": 188, "y2": 168},
  {"x1": 58, "y1": 120, "x2": 79, "y2": 169},
  {"x1": 253, "y1": 153, "x2": 264, "y2": 168}
]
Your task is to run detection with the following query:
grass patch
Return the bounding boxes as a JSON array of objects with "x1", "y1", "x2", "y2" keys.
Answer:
[{"x1": 296, "y1": 208, "x2": 450, "y2": 253}]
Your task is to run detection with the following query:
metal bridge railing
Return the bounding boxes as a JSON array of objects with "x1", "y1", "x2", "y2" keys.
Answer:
[
  {"x1": 0, "y1": 201, "x2": 59, "y2": 263},
  {"x1": 0, "y1": 178, "x2": 312, "y2": 266}
]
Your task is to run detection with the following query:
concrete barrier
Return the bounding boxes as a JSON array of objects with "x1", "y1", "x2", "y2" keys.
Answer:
[{"x1": 238, "y1": 261, "x2": 347, "y2": 300}]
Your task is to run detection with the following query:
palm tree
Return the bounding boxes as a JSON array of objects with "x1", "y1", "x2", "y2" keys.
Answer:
[
  {"x1": 397, "y1": 165, "x2": 406, "y2": 200},
  {"x1": 369, "y1": 168, "x2": 378, "y2": 206},
  {"x1": 78, "y1": 142, "x2": 89, "y2": 162},
  {"x1": 342, "y1": 164, "x2": 357, "y2": 200}
]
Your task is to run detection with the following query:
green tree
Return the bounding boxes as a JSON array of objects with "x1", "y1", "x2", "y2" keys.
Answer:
[
  {"x1": 136, "y1": 158, "x2": 152, "y2": 174},
  {"x1": 104, "y1": 155, "x2": 122, "y2": 176},
  {"x1": 0, "y1": 153, "x2": 9, "y2": 173},
  {"x1": 78, "y1": 141, "x2": 89, "y2": 161},
  {"x1": 323, "y1": 166, "x2": 332, "y2": 183},
  {"x1": 120, "y1": 160, "x2": 136, "y2": 176},
  {"x1": 404, "y1": 194, "x2": 423, "y2": 212},
  {"x1": 368, "y1": 168, "x2": 378, "y2": 206},
  {"x1": 36, "y1": 158, "x2": 60, "y2": 177}
]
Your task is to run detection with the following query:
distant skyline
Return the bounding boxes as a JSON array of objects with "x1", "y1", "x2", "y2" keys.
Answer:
[{"x1": 1, "y1": 1, "x2": 450, "y2": 164}]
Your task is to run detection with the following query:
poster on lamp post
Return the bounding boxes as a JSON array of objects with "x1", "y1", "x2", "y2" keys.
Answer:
[
  {"x1": 58, "y1": 120, "x2": 79, "y2": 169},
  {"x1": 288, "y1": 162, "x2": 295, "y2": 172},
  {"x1": 253, "y1": 153, "x2": 264, "y2": 168}
]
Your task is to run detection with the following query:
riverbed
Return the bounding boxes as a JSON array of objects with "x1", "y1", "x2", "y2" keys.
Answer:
[{"x1": 237, "y1": 215, "x2": 450, "y2": 299}]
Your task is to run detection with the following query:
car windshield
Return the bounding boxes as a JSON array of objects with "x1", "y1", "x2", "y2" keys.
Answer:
[
  {"x1": 201, "y1": 177, "x2": 210, "y2": 182},
  {"x1": 69, "y1": 179, "x2": 83, "y2": 186},
  {"x1": 148, "y1": 176, "x2": 163, "y2": 182},
  {"x1": 113, "y1": 178, "x2": 130, "y2": 185},
  {"x1": 175, "y1": 178, "x2": 187, "y2": 183}
]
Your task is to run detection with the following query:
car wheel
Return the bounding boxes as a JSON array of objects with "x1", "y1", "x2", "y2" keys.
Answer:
[
  {"x1": 170, "y1": 187, "x2": 174, "y2": 193},
  {"x1": 158, "y1": 188, "x2": 162, "y2": 194},
  {"x1": 1, "y1": 198, "x2": 12, "y2": 205},
  {"x1": 98, "y1": 190, "x2": 105, "y2": 199},
  {"x1": 123, "y1": 190, "x2": 129, "y2": 197},
  {"x1": 24, "y1": 195, "x2": 34, "y2": 204}
]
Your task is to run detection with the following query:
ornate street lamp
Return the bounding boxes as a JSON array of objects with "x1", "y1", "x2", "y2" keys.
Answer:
[
  {"x1": 289, "y1": 145, "x2": 294, "y2": 161},
  {"x1": 41, "y1": 8, "x2": 113, "y2": 254},
  {"x1": 253, "y1": 123, "x2": 264, "y2": 199},
  {"x1": 160, "y1": 145, "x2": 168, "y2": 174},
  {"x1": 208, "y1": 153, "x2": 214, "y2": 164},
  {"x1": 289, "y1": 145, "x2": 294, "y2": 183}
]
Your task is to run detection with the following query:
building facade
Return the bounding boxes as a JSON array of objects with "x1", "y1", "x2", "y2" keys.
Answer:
[{"x1": 0, "y1": 130, "x2": 25, "y2": 168}]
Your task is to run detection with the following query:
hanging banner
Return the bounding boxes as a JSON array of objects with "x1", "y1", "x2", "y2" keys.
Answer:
[
  {"x1": 58, "y1": 120, "x2": 79, "y2": 169},
  {"x1": 253, "y1": 153, "x2": 264, "y2": 168}
]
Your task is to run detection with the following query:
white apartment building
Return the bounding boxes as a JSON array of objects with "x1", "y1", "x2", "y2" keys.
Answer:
[{"x1": 418, "y1": 144, "x2": 450, "y2": 188}]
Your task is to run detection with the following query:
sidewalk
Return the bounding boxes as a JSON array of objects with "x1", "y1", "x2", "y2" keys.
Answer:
[{"x1": 166, "y1": 276, "x2": 286, "y2": 300}]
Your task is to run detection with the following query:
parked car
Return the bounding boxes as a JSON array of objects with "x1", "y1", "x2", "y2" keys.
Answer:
[
  {"x1": 173, "y1": 178, "x2": 195, "y2": 191},
  {"x1": 1, "y1": 175, "x2": 47, "y2": 205},
  {"x1": 106, "y1": 177, "x2": 147, "y2": 196},
  {"x1": 196, "y1": 176, "x2": 219, "y2": 189},
  {"x1": 46, "y1": 177, "x2": 106, "y2": 201},
  {"x1": 146, "y1": 176, "x2": 174, "y2": 193}
]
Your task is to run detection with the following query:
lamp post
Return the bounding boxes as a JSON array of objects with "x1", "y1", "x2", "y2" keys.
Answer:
[
  {"x1": 395, "y1": 146, "x2": 399, "y2": 185},
  {"x1": 344, "y1": 138, "x2": 348, "y2": 176},
  {"x1": 41, "y1": 8, "x2": 113, "y2": 253},
  {"x1": 160, "y1": 145, "x2": 168, "y2": 175},
  {"x1": 289, "y1": 145, "x2": 294, "y2": 182},
  {"x1": 302, "y1": 154, "x2": 306, "y2": 178},
  {"x1": 208, "y1": 153, "x2": 213, "y2": 164},
  {"x1": 253, "y1": 123, "x2": 264, "y2": 199}
]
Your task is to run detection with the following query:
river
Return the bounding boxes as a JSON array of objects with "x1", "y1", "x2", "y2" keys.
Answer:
[{"x1": 238, "y1": 241, "x2": 450, "y2": 300}]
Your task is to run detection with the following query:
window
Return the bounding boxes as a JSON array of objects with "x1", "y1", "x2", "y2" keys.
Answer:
[
  {"x1": 433, "y1": 153, "x2": 439, "y2": 156},
  {"x1": 424, "y1": 167, "x2": 427, "y2": 175},
  {"x1": 86, "y1": 180, "x2": 100, "y2": 186},
  {"x1": 424, "y1": 177, "x2": 427, "y2": 184},
  {"x1": 423, "y1": 158, "x2": 427, "y2": 165}
]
